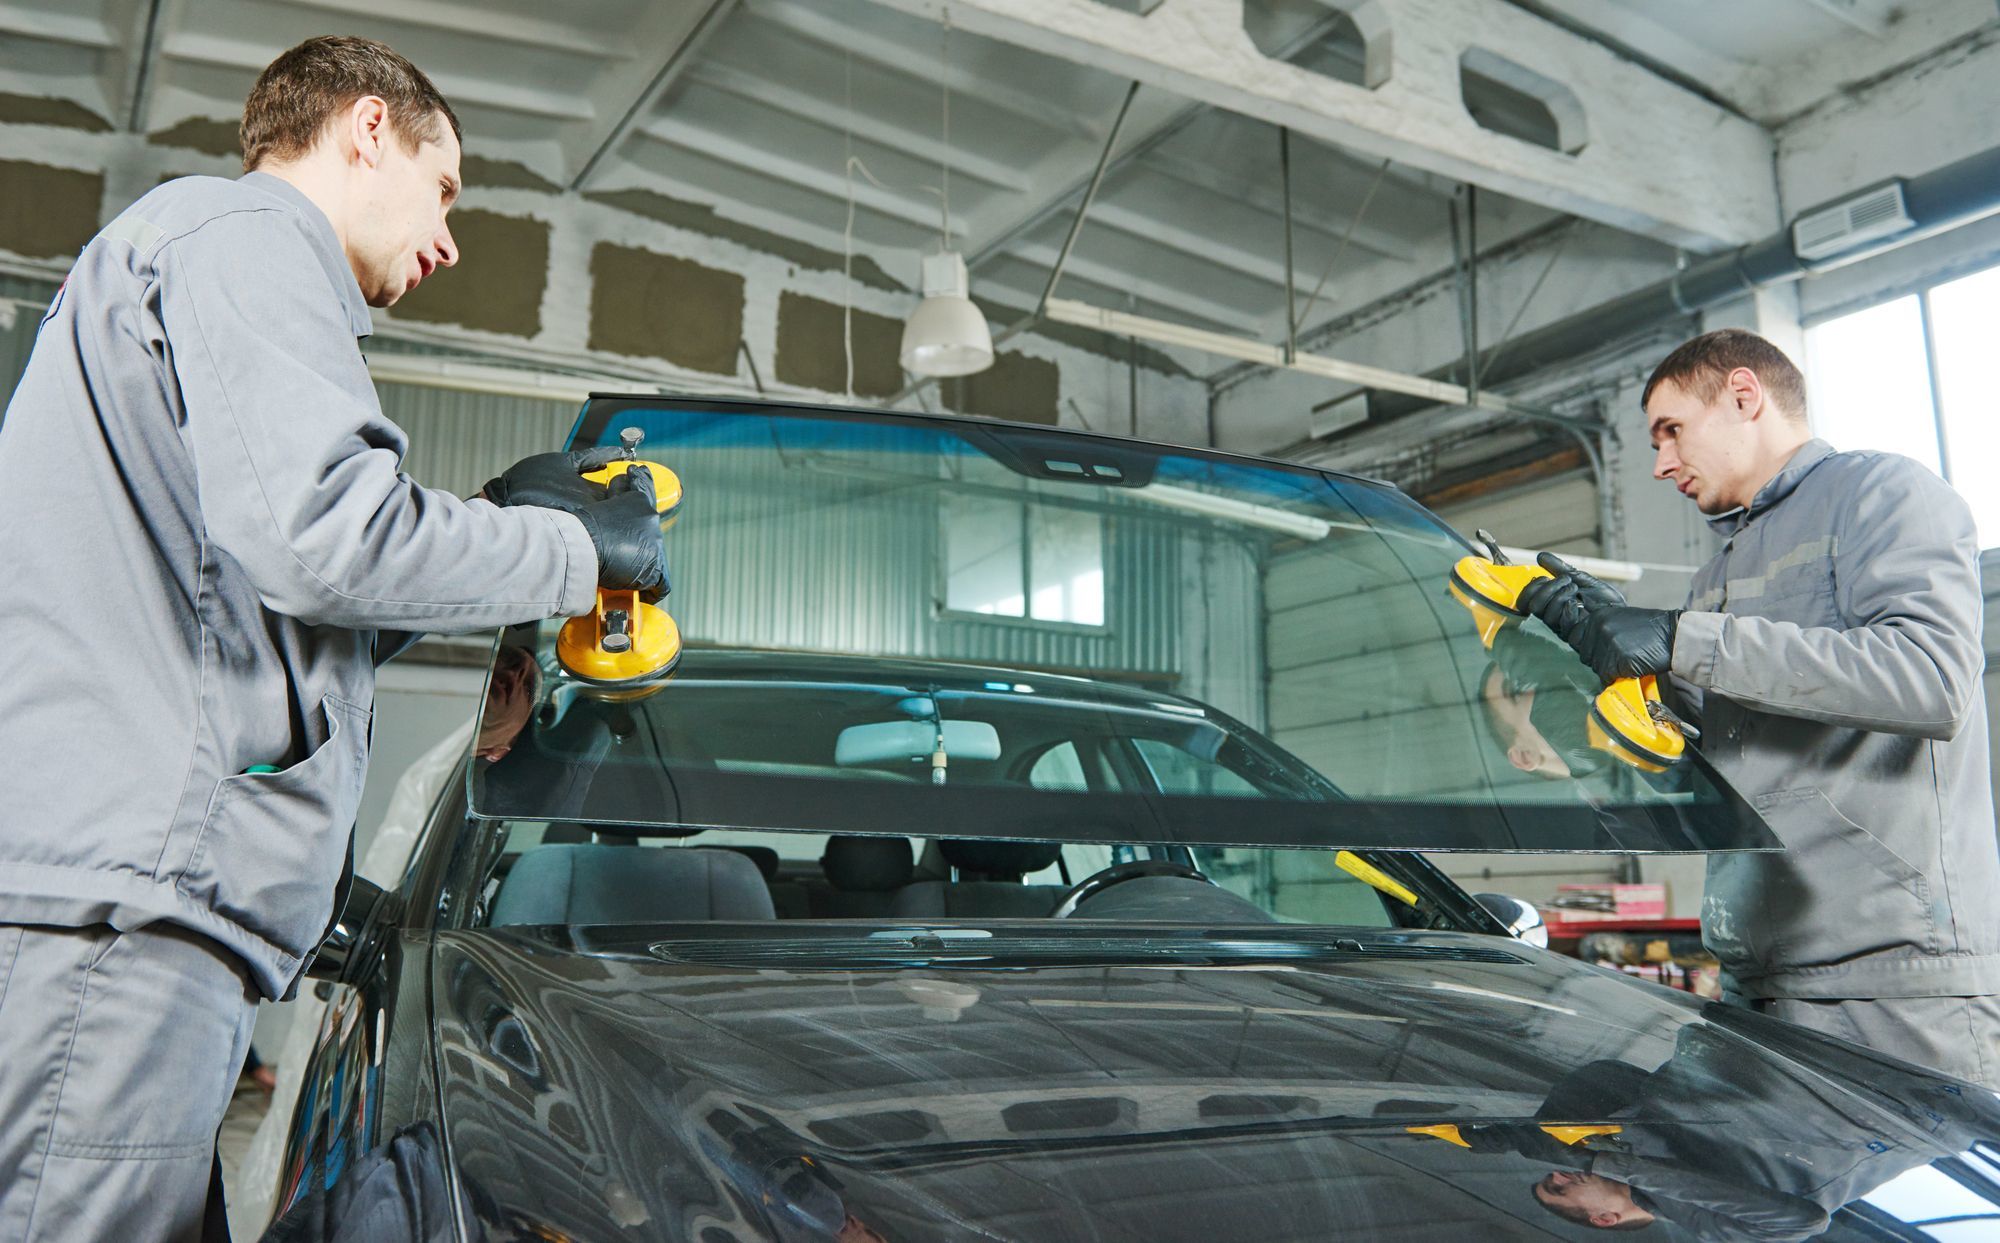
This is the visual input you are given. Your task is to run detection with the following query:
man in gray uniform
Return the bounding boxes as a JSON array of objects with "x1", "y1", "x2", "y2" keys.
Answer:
[
  {"x1": 1523, "y1": 328, "x2": 2000, "y2": 1086},
  {"x1": 0, "y1": 37, "x2": 664, "y2": 1241}
]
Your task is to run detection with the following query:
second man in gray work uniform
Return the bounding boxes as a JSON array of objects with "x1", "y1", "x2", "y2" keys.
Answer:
[
  {"x1": 1522, "y1": 328, "x2": 2000, "y2": 1087},
  {"x1": 0, "y1": 37, "x2": 662, "y2": 1242}
]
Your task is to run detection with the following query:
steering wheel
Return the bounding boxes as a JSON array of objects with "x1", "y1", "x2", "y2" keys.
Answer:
[{"x1": 1050, "y1": 859, "x2": 1213, "y2": 918}]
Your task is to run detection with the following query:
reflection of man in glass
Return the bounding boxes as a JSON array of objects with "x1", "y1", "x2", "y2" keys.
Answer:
[
  {"x1": 1477, "y1": 625, "x2": 1606, "y2": 780},
  {"x1": 1470, "y1": 1003, "x2": 1999, "y2": 1239},
  {"x1": 1533, "y1": 1168, "x2": 1654, "y2": 1229},
  {"x1": 475, "y1": 644, "x2": 542, "y2": 761}
]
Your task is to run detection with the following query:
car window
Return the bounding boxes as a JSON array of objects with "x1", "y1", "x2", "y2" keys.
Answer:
[
  {"x1": 476, "y1": 827, "x2": 1401, "y2": 931},
  {"x1": 469, "y1": 400, "x2": 1773, "y2": 855},
  {"x1": 1029, "y1": 743, "x2": 1090, "y2": 792},
  {"x1": 1135, "y1": 739, "x2": 1259, "y2": 797}
]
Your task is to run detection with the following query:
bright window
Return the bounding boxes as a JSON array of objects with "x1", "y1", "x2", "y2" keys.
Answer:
[
  {"x1": 1805, "y1": 260, "x2": 2000, "y2": 549},
  {"x1": 945, "y1": 496, "x2": 1105, "y2": 625},
  {"x1": 1928, "y1": 264, "x2": 2000, "y2": 549},
  {"x1": 1804, "y1": 296, "x2": 1941, "y2": 474}
]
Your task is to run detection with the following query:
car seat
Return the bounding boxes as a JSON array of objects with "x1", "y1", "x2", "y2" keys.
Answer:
[
  {"x1": 813, "y1": 835, "x2": 915, "y2": 917},
  {"x1": 489, "y1": 844, "x2": 776, "y2": 926},
  {"x1": 887, "y1": 839, "x2": 1065, "y2": 918}
]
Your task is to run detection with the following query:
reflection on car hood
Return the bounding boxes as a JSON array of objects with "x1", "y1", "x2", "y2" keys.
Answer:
[{"x1": 432, "y1": 924, "x2": 2000, "y2": 1242}]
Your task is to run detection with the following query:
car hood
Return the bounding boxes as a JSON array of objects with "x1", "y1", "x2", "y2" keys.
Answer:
[{"x1": 430, "y1": 923, "x2": 2000, "y2": 1242}]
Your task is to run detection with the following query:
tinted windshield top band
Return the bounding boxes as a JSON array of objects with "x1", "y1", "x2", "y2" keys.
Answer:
[{"x1": 570, "y1": 393, "x2": 1418, "y2": 505}]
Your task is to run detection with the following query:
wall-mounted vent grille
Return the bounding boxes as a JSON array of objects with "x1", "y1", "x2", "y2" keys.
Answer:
[{"x1": 1793, "y1": 181, "x2": 1914, "y2": 263}]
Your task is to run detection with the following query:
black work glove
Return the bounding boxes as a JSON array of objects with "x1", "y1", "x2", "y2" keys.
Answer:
[
  {"x1": 1516, "y1": 552, "x2": 1625, "y2": 641},
  {"x1": 482, "y1": 447, "x2": 625, "y2": 514},
  {"x1": 573, "y1": 469, "x2": 669, "y2": 601},
  {"x1": 1459, "y1": 1123, "x2": 1594, "y2": 1169},
  {"x1": 1574, "y1": 605, "x2": 1682, "y2": 684}
]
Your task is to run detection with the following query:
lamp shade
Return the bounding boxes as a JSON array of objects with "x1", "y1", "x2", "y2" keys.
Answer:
[{"x1": 900, "y1": 251, "x2": 993, "y2": 377}]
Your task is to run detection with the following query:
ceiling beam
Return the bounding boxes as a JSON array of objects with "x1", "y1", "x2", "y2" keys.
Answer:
[
  {"x1": 1799, "y1": 0, "x2": 1900, "y2": 38},
  {"x1": 270, "y1": 0, "x2": 622, "y2": 58},
  {"x1": 1135, "y1": 145, "x2": 1415, "y2": 263},
  {"x1": 753, "y1": 0, "x2": 1088, "y2": 136},
  {"x1": 566, "y1": 0, "x2": 739, "y2": 192},
  {"x1": 632, "y1": 118, "x2": 964, "y2": 235},
  {"x1": 856, "y1": 0, "x2": 1780, "y2": 249},
  {"x1": 683, "y1": 61, "x2": 1033, "y2": 192},
  {"x1": 0, "y1": 5, "x2": 112, "y2": 48}
]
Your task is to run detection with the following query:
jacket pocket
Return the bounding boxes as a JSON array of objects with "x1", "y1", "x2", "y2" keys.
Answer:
[
  {"x1": 179, "y1": 694, "x2": 370, "y2": 960},
  {"x1": 1722, "y1": 787, "x2": 1932, "y2": 974}
]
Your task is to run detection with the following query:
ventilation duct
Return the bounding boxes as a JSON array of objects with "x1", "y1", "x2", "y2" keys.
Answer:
[{"x1": 1792, "y1": 180, "x2": 1914, "y2": 262}]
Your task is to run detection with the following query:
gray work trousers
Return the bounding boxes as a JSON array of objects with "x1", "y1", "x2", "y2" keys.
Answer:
[
  {"x1": 0, "y1": 922, "x2": 257, "y2": 1242},
  {"x1": 1748, "y1": 992, "x2": 2000, "y2": 1090}
]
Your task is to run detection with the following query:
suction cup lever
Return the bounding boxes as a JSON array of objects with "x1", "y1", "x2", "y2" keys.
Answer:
[{"x1": 601, "y1": 608, "x2": 633, "y2": 654}]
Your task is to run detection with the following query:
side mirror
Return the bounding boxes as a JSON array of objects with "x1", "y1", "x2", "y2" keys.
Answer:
[
  {"x1": 307, "y1": 875, "x2": 393, "y2": 983},
  {"x1": 1473, "y1": 892, "x2": 1548, "y2": 949}
]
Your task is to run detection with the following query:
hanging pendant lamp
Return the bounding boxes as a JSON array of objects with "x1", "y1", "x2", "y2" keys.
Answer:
[
  {"x1": 900, "y1": 250, "x2": 993, "y2": 377},
  {"x1": 900, "y1": 13, "x2": 993, "y2": 379}
]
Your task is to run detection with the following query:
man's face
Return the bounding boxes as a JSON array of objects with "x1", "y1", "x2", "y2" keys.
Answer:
[
  {"x1": 1646, "y1": 373, "x2": 1762, "y2": 516},
  {"x1": 1534, "y1": 1170, "x2": 1651, "y2": 1228},
  {"x1": 347, "y1": 109, "x2": 460, "y2": 308}
]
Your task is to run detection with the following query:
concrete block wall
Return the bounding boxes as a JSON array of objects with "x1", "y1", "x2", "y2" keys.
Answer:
[{"x1": 0, "y1": 99, "x2": 1212, "y2": 445}]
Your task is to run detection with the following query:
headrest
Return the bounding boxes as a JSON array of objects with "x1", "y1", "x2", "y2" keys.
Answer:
[
  {"x1": 489, "y1": 844, "x2": 774, "y2": 926},
  {"x1": 712, "y1": 845, "x2": 780, "y2": 882},
  {"x1": 940, "y1": 838, "x2": 1062, "y2": 881},
  {"x1": 821, "y1": 835, "x2": 915, "y2": 892}
]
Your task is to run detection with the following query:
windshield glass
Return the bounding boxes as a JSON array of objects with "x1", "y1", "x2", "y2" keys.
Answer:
[{"x1": 469, "y1": 398, "x2": 1774, "y2": 853}]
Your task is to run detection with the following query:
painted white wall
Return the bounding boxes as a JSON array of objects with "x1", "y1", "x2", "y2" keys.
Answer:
[{"x1": 1778, "y1": 29, "x2": 2000, "y2": 323}]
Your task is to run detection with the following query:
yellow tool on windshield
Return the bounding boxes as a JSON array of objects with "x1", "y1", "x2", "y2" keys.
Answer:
[
  {"x1": 555, "y1": 432, "x2": 684, "y2": 688},
  {"x1": 1447, "y1": 553, "x2": 1686, "y2": 773},
  {"x1": 1335, "y1": 851, "x2": 1418, "y2": 907},
  {"x1": 1405, "y1": 1123, "x2": 1623, "y2": 1148}
]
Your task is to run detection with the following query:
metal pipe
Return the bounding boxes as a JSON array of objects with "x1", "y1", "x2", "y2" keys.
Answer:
[
  {"x1": 1037, "y1": 80, "x2": 1142, "y2": 316},
  {"x1": 1353, "y1": 142, "x2": 2000, "y2": 435},
  {"x1": 1281, "y1": 126, "x2": 1297, "y2": 363}
]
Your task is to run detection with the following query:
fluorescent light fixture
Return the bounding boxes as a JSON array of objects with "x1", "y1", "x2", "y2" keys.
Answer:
[
  {"x1": 901, "y1": 251, "x2": 993, "y2": 377},
  {"x1": 1042, "y1": 296, "x2": 1533, "y2": 416},
  {"x1": 1132, "y1": 484, "x2": 1331, "y2": 540},
  {"x1": 1497, "y1": 546, "x2": 1643, "y2": 583}
]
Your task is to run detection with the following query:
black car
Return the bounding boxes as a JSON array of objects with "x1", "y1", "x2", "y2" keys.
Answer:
[{"x1": 268, "y1": 396, "x2": 2000, "y2": 1242}]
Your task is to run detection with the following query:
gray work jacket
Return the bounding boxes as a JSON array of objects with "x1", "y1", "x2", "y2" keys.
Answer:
[
  {"x1": 0, "y1": 173, "x2": 597, "y2": 998},
  {"x1": 1672, "y1": 439, "x2": 1999, "y2": 1001}
]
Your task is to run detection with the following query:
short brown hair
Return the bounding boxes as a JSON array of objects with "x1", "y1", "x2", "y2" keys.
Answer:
[
  {"x1": 1641, "y1": 329, "x2": 1807, "y2": 422},
  {"x1": 240, "y1": 36, "x2": 460, "y2": 172}
]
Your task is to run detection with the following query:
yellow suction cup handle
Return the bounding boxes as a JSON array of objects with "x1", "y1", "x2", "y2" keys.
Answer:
[
  {"x1": 1588, "y1": 675, "x2": 1686, "y2": 772},
  {"x1": 582, "y1": 459, "x2": 683, "y2": 516},
  {"x1": 1447, "y1": 556, "x2": 1554, "y2": 648},
  {"x1": 1405, "y1": 1124, "x2": 1471, "y2": 1148},
  {"x1": 1540, "y1": 1124, "x2": 1623, "y2": 1146},
  {"x1": 556, "y1": 589, "x2": 683, "y2": 686}
]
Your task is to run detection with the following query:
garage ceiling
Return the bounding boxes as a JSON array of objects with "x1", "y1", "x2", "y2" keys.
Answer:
[{"x1": 1, "y1": 0, "x2": 1992, "y2": 381}]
